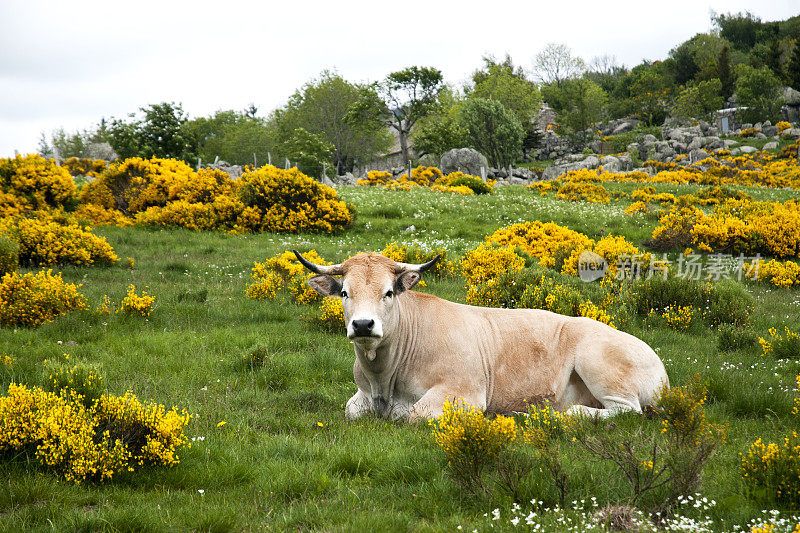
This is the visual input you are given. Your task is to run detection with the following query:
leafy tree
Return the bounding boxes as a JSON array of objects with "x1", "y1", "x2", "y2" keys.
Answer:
[
  {"x1": 349, "y1": 66, "x2": 444, "y2": 163},
  {"x1": 471, "y1": 55, "x2": 541, "y2": 149},
  {"x1": 106, "y1": 102, "x2": 196, "y2": 163},
  {"x1": 674, "y1": 79, "x2": 724, "y2": 121},
  {"x1": 457, "y1": 97, "x2": 523, "y2": 167},
  {"x1": 533, "y1": 43, "x2": 585, "y2": 86},
  {"x1": 734, "y1": 64, "x2": 784, "y2": 123},
  {"x1": 542, "y1": 78, "x2": 606, "y2": 140},
  {"x1": 279, "y1": 71, "x2": 391, "y2": 173},
  {"x1": 718, "y1": 44, "x2": 735, "y2": 100},
  {"x1": 670, "y1": 41, "x2": 699, "y2": 85},
  {"x1": 284, "y1": 127, "x2": 334, "y2": 177},
  {"x1": 787, "y1": 42, "x2": 800, "y2": 90},
  {"x1": 39, "y1": 128, "x2": 89, "y2": 159},
  {"x1": 713, "y1": 11, "x2": 762, "y2": 52},
  {"x1": 412, "y1": 86, "x2": 466, "y2": 157},
  {"x1": 765, "y1": 38, "x2": 786, "y2": 82},
  {"x1": 139, "y1": 102, "x2": 195, "y2": 161},
  {"x1": 629, "y1": 64, "x2": 674, "y2": 126},
  {"x1": 184, "y1": 110, "x2": 277, "y2": 166}
]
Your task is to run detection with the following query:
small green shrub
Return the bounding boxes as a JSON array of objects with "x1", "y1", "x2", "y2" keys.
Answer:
[
  {"x1": 449, "y1": 174, "x2": 493, "y2": 195},
  {"x1": 44, "y1": 361, "x2": 105, "y2": 408},
  {"x1": 707, "y1": 279, "x2": 753, "y2": 326},
  {"x1": 0, "y1": 234, "x2": 18, "y2": 276},
  {"x1": 717, "y1": 324, "x2": 758, "y2": 352}
]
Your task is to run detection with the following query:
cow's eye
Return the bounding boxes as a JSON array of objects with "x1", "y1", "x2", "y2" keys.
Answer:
[
  {"x1": 340, "y1": 290, "x2": 348, "y2": 298},
  {"x1": 384, "y1": 290, "x2": 394, "y2": 299}
]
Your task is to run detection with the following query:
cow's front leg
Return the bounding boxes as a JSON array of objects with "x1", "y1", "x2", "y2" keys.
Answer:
[
  {"x1": 408, "y1": 386, "x2": 486, "y2": 422},
  {"x1": 345, "y1": 389, "x2": 372, "y2": 420}
]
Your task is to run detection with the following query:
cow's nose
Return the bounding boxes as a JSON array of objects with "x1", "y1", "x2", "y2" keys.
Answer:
[{"x1": 351, "y1": 319, "x2": 375, "y2": 336}]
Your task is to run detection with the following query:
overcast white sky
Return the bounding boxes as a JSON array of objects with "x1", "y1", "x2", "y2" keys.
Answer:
[{"x1": 1, "y1": 0, "x2": 797, "y2": 157}]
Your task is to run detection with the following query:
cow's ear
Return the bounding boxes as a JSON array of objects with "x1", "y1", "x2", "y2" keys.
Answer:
[
  {"x1": 308, "y1": 274, "x2": 342, "y2": 296},
  {"x1": 395, "y1": 270, "x2": 421, "y2": 294}
]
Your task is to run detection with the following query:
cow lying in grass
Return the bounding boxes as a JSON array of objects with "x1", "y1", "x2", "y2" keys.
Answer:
[{"x1": 295, "y1": 251, "x2": 669, "y2": 421}]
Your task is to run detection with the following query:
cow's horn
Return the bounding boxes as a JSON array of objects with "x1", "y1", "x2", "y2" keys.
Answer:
[
  {"x1": 394, "y1": 254, "x2": 441, "y2": 273},
  {"x1": 293, "y1": 250, "x2": 343, "y2": 275}
]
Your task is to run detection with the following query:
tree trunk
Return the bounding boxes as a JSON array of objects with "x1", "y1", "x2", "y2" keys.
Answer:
[{"x1": 399, "y1": 128, "x2": 410, "y2": 163}]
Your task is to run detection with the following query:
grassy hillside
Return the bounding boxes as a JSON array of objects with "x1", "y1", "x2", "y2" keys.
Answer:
[{"x1": 2, "y1": 182, "x2": 800, "y2": 531}]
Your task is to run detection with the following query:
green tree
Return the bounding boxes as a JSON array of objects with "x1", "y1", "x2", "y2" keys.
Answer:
[
  {"x1": 787, "y1": 42, "x2": 800, "y2": 90},
  {"x1": 106, "y1": 102, "x2": 196, "y2": 163},
  {"x1": 278, "y1": 71, "x2": 391, "y2": 173},
  {"x1": 412, "y1": 86, "x2": 466, "y2": 158},
  {"x1": 630, "y1": 65, "x2": 673, "y2": 126},
  {"x1": 713, "y1": 11, "x2": 762, "y2": 52},
  {"x1": 533, "y1": 43, "x2": 585, "y2": 86},
  {"x1": 471, "y1": 55, "x2": 541, "y2": 149},
  {"x1": 349, "y1": 66, "x2": 444, "y2": 163},
  {"x1": 718, "y1": 44, "x2": 735, "y2": 100},
  {"x1": 184, "y1": 110, "x2": 278, "y2": 166},
  {"x1": 284, "y1": 127, "x2": 334, "y2": 177},
  {"x1": 674, "y1": 79, "x2": 724, "y2": 121},
  {"x1": 542, "y1": 78, "x2": 607, "y2": 140},
  {"x1": 734, "y1": 64, "x2": 784, "y2": 123},
  {"x1": 457, "y1": 97, "x2": 523, "y2": 167}
]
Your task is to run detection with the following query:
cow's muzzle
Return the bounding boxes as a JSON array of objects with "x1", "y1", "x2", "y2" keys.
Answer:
[{"x1": 350, "y1": 319, "x2": 376, "y2": 338}]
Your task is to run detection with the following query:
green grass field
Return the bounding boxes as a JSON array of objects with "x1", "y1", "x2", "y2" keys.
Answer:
[{"x1": 2, "y1": 184, "x2": 800, "y2": 531}]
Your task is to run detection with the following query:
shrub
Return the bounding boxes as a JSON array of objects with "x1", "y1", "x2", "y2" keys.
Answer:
[
  {"x1": 429, "y1": 399, "x2": 519, "y2": 496},
  {"x1": 461, "y1": 243, "x2": 525, "y2": 303},
  {"x1": 0, "y1": 269, "x2": 88, "y2": 327},
  {"x1": 486, "y1": 221, "x2": 593, "y2": 272},
  {"x1": 304, "y1": 297, "x2": 345, "y2": 332},
  {"x1": 776, "y1": 121, "x2": 791, "y2": 133},
  {"x1": 0, "y1": 154, "x2": 76, "y2": 212},
  {"x1": 84, "y1": 157, "x2": 196, "y2": 214},
  {"x1": 2, "y1": 217, "x2": 119, "y2": 267},
  {"x1": 717, "y1": 324, "x2": 758, "y2": 352},
  {"x1": 742, "y1": 432, "x2": 800, "y2": 507},
  {"x1": 381, "y1": 242, "x2": 453, "y2": 278},
  {"x1": 238, "y1": 165, "x2": 353, "y2": 233},
  {"x1": 573, "y1": 380, "x2": 725, "y2": 514},
  {"x1": 706, "y1": 278, "x2": 753, "y2": 326},
  {"x1": 73, "y1": 204, "x2": 133, "y2": 227},
  {"x1": 756, "y1": 259, "x2": 800, "y2": 288},
  {"x1": 44, "y1": 361, "x2": 105, "y2": 408},
  {"x1": 0, "y1": 234, "x2": 18, "y2": 276},
  {"x1": 118, "y1": 284, "x2": 155, "y2": 317},
  {"x1": 445, "y1": 172, "x2": 493, "y2": 194},
  {"x1": 759, "y1": 327, "x2": 800, "y2": 359},
  {"x1": 0, "y1": 383, "x2": 190, "y2": 483},
  {"x1": 246, "y1": 249, "x2": 329, "y2": 305},
  {"x1": 556, "y1": 181, "x2": 610, "y2": 203},
  {"x1": 61, "y1": 157, "x2": 107, "y2": 179}
]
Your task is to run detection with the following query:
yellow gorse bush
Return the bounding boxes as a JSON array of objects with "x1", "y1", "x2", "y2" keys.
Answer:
[
  {"x1": 0, "y1": 383, "x2": 190, "y2": 483},
  {"x1": 118, "y1": 284, "x2": 155, "y2": 317},
  {"x1": 0, "y1": 154, "x2": 76, "y2": 215},
  {"x1": 247, "y1": 249, "x2": 329, "y2": 305},
  {"x1": 430, "y1": 400, "x2": 518, "y2": 462},
  {"x1": 1, "y1": 216, "x2": 119, "y2": 266},
  {"x1": 304, "y1": 297, "x2": 345, "y2": 332},
  {"x1": 756, "y1": 259, "x2": 800, "y2": 288},
  {"x1": 62, "y1": 157, "x2": 107, "y2": 179},
  {"x1": 0, "y1": 269, "x2": 88, "y2": 327}
]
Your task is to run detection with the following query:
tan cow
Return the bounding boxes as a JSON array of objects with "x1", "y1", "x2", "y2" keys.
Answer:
[{"x1": 295, "y1": 251, "x2": 668, "y2": 421}]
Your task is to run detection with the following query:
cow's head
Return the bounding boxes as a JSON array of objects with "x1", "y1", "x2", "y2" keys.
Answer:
[{"x1": 294, "y1": 251, "x2": 439, "y2": 347}]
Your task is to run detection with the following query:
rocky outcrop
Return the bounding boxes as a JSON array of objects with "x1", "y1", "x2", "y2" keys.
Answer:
[{"x1": 440, "y1": 148, "x2": 489, "y2": 176}]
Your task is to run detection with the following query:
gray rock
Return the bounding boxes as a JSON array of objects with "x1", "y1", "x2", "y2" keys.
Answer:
[
  {"x1": 672, "y1": 141, "x2": 688, "y2": 153},
  {"x1": 763, "y1": 141, "x2": 779, "y2": 151},
  {"x1": 730, "y1": 148, "x2": 741, "y2": 156},
  {"x1": 631, "y1": 167, "x2": 655, "y2": 176},
  {"x1": 689, "y1": 148, "x2": 710, "y2": 161},
  {"x1": 724, "y1": 139, "x2": 738, "y2": 147},
  {"x1": 782, "y1": 86, "x2": 800, "y2": 106},
  {"x1": 338, "y1": 172, "x2": 357, "y2": 185},
  {"x1": 321, "y1": 175, "x2": 336, "y2": 187},
  {"x1": 627, "y1": 142, "x2": 639, "y2": 153},
  {"x1": 762, "y1": 125, "x2": 779, "y2": 137},
  {"x1": 687, "y1": 137, "x2": 703, "y2": 151},
  {"x1": 583, "y1": 155, "x2": 600, "y2": 169},
  {"x1": 782, "y1": 128, "x2": 800, "y2": 140},
  {"x1": 613, "y1": 121, "x2": 635, "y2": 134},
  {"x1": 739, "y1": 146, "x2": 758, "y2": 154},
  {"x1": 701, "y1": 136, "x2": 720, "y2": 147},
  {"x1": 507, "y1": 177, "x2": 526, "y2": 185},
  {"x1": 204, "y1": 160, "x2": 243, "y2": 179},
  {"x1": 600, "y1": 155, "x2": 622, "y2": 172},
  {"x1": 641, "y1": 134, "x2": 658, "y2": 144},
  {"x1": 440, "y1": 148, "x2": 489, "y2": 176},
  {"x1": 403, "y1": 225, "x2": 416, "y2": 233},
  {"x1": 755, "y1": 132, "x2": 767, "y2": 140}
]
